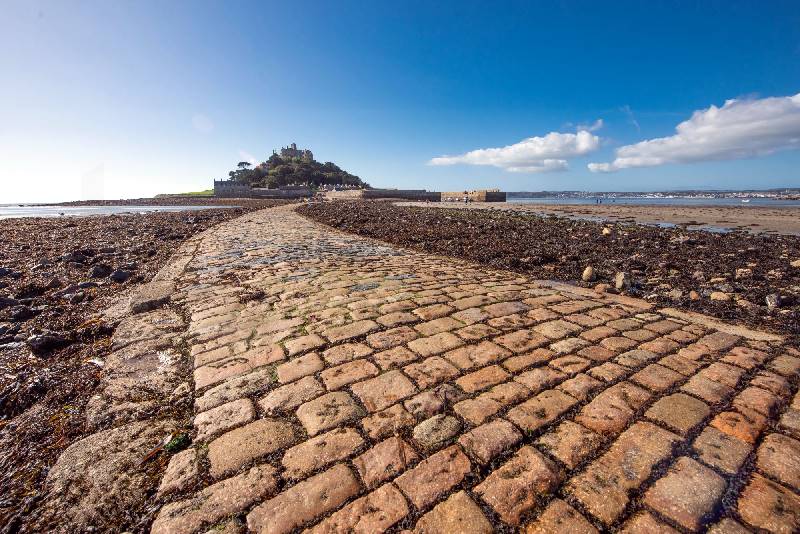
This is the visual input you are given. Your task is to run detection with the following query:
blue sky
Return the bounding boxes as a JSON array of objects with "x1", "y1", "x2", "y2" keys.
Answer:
[{"x1": 1, "y1": 0, "x2": 799, "y2": 202}]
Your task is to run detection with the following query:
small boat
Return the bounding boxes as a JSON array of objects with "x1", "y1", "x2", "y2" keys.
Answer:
[{"x1": 741, "y1": 199, "x2": 751, "y2": 203}]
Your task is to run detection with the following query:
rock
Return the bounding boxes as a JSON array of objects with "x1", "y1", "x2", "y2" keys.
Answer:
[
  {"x1": 710, "y1": 292, "x2": 731, "y2": 302},
  {"x1": 736, "y1": 298, "x2": 757, "y2": 308},
  {"x1": 709, "y1": 277, "x2": 728, "y2": 283},
  {"x1": 602, "y1": 227, "x2": 612, "y2": 236},
  {"x1": 130, "y1": 281, "x2": 174, "y2": 314},
  {"x1": 791, "y1": 259, "x2": 800, "y2": 268},
  {"x1": 28, "y1": 332, "x2": 68, "y2": 354},
  {"x1": 78, "y1": 281, "x2": 99, "y2": 289},
  {"x1": 45, "y1": 277, "x2": 63, "y2": 290},
  {"x1": 109, "y1": 270, "x2": 133, "y2": 283},
  {"x1": 689, "y1": 290, "x2": 701, "y2": 301},
  {"x1": 691, "y1": 270, "x2": 706, "y2": 281},
  {"x1": 0, "y1": 267, "x2": 21, "y2": 279},
  {"x1": 62, "y1": 252, "x2": 88, "y2": 264},
  {"x1": 32, "y1": 259, "x2": 53, "y2": 271},
  {"x1": 38, "y1": 419, "x2": 175, "y2": 532},
  {"x1": 735, "y1": 268, "x2": 752, "y2": 280},
  {"x1": 412, "y1": 414, "x2": 461, "y2": 451},
  {"x1": 766, "y1": 293, "x2": 782, "y2": 310},
  {"x1": 89, "y1": 264, "x2": 113, "y2": 278},
  {"x1": 594, "y1": 283, "x2": 611, "y2": 294},
  {"x1": 667, "y1": 289, "x2": 683, "y2": 300},
  {"x1": 68, "y1": 291, "x2": 86, "y2": 304},
  {"x1": 715, "y1": 283, "x2": 734, "y2": 293},
  {"x1": 614, "y1": 272, "x2": 630, "y2": 291},
  {"x1": 10, "y1": 305, "x2": 35, "y2": 321},
  {"x1": 0, "y1": 296, "x2": 19, "y2": 310},
  {"x1": 581, "y1": 266, "x2": 596, "y2": 282}
]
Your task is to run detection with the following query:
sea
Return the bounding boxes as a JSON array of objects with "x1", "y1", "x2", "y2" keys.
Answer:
[
  {"x1": 507, "y1": 197, "x2": 800, "y2": 207},
  {"x1": 0, "y1": 204, "x2": 239, "y2": 219}
]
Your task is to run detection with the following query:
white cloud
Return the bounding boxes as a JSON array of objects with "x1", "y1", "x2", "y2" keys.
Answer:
[
  {"x1": 620, "y1": 105, "x2": 640, "y2": 133},
  {"x1": 238, "y1": 150, "x2": 257, "y2": 165},
  {"x1": 589, "y1": 93, "x2": 800, "y2": 172},
  {"x1": 429, "y1": 127, "x2": 601, "y2": 174},
  {"x1": 577, "y1": 119, "x2": 604, "y2": 132}
]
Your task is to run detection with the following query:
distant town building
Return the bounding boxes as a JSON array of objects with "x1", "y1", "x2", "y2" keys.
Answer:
[{"x1": 277, "y1": 142, "x2": 313, "y2": 162}]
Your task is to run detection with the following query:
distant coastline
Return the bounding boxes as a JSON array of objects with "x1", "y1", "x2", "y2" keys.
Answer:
[{"x1": 507, "y1": 187, "x2": 800, "y2": 200}]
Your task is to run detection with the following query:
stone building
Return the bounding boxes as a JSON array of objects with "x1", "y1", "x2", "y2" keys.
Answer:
[{"x1": 278, "y1": 143, "x2": 313, "y2": 162}]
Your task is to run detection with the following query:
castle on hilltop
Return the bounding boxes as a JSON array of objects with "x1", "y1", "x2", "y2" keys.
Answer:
[{"x1": 275, "y1": 143, "x2": 313, "y2": 162}]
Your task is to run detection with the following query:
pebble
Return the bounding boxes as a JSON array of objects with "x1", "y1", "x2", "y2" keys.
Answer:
[
  {"x1": 0, "y1": 267, "x2": 21, "y2": 279},
  {"x1": 0, "y1": 296, "x2": 19, "y2": 310},
  {"x1": 10, "y1": 305, "x2": 35, "y2": 321},
  {"x1": 89, "y1": 264, "x2": 113, "y2": 278},
  {"x1": 581, "y1": 266, "x2": 595, "y2": 282},
  {"x1": 765, "y1": 294, "x2": 782, "y2": 309},
  {"x1": 710, "y1": 292, "x2": 731, "y2": 302},
  {"x1": 594, "y1": 283, "x2": 610, "y2": 294},
  {"x1": 110, "y1": 270, "x2": 133, "y2": 283},
  {"x1": 614, "y1": 271, "x2": 630, "y2": 290},
  {"x1": 27, "y1": 332, "x2": 67, "y2": 355}
]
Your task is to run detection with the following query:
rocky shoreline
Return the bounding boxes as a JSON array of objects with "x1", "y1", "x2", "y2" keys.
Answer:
[
  {"x1": 0, "y1": 201, "x2": 286, "y2": 530},
  {"x1": 299, "y1": 201, "x2": 800, "y2": 340}
]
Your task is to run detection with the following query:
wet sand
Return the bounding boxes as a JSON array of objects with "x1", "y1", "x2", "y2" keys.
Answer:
[{"x1": 407, "y1": 202, "x2": 800, "y2": 235}]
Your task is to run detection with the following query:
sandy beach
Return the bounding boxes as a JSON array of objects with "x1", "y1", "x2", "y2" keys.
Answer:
[{"x1": 412, "y1": 201, "x2": 800, "y2": 235}]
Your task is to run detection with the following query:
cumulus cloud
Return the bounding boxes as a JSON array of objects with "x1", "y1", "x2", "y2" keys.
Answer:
[
  {"x1": 429, "y1": 126, "x2": 601, "y2": 174},
  {"x1": 589, "y1": 93, "x2": 800, "y2": 172}
]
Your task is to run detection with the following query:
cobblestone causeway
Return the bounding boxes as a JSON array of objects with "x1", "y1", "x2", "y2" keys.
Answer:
[{"x1": 149, "y1": 205, "x2": 800, "y2": 533}]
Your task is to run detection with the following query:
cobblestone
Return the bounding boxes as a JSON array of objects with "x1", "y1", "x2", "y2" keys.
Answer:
[
  {"x1": 208, "y1": 419, "x2": 296, "y2": 479},
  {"x1": 281, "y1": 427, "x2": 363, "y2": 480},
  {"x1": 247, "y1": 464, "x2": 360, "y2": 534},
  {"x1": 414, "y1": 491, "x2": 493, "y2": 534},
  {"x1": 141, "y1": 206, "x2": 792, "y2": 533},
  {"x1": 475, "y1": 445, "x2": 560, "y2": 525},
  {"x1": 395, "y1": 445, "x2": 471, "y2": 510},
  {"x1": 353, "y1": 436, "x2": 419, "y2": 489},
  {"x1": 643, "y1": 456, "x2": 726, "y2": 531}
]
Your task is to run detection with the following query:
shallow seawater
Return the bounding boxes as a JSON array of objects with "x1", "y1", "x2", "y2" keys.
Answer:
[{"x1": 0, "y1": 205, "x2": 239, "y2": 219}]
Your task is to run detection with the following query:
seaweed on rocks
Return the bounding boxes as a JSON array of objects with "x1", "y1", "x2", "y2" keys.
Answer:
[{"x1": 299, "y1": 201, "x2": 800, "y2": 340}]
